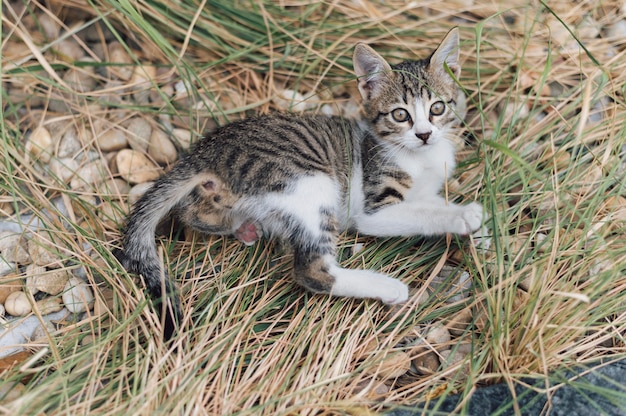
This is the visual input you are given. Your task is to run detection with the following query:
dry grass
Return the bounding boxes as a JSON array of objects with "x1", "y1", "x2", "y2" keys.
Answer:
[{"x1": 1, "y1": 0, "x2": 626, "y2": 414}]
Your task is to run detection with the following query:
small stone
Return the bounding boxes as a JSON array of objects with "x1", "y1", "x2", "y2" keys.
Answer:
[
  {"x1": 351, "y1": 379, "x2": 389, "y2": 399},
  {"x1": 148, "y1": 128, "x2": 178, "y2": 164},
  {"x1": 445, "y1": 307, "x2": 473, "y2": 336},
  {"x1": 28, "y1": 235, "x2": 63, "y2": 268},
  {"x1": 49, "y1": 157, "x2": 79, "y2": 184},
  {"x1": 0, "y1": 231, "x2": 30, "y2": 264},
  {"x1": 107, "y1": 42, "x2": 134, "y2": 80},
  {"x1": 56, "y1": 126, "x2": 86, "y2": 158},
  {"x1": 0, "y1": 282, "x2": 20, "y2": 304},
  {"x1": 130, "y1": 65, "x2": 157, "y2": 104},
  {"x1": 36, "y1": 297, "x2": 64, "y2": 315},
  {"x1": 412, "y1": 346, "x2": 440, "y2": 375},
  {"x1": 606, "y1": 20, "x2": 626, "y2": 48},
  {"x1": 124, "y1": 117, "x2": 152, "y2": 152},
  {"x1": 97, "y1": 128, "x2": 128, "y2": 152},
  {"x1": 0, "y1": 304, "x2": 4, "y2": 317},
  {"x1": 62, "y1": 277, "x2": 94, "y2": 313},
  {"x1": 273, "y1": 89, "x2": 309, "y2": 112},
  {"x1": 25, "y1": 126, "x2": 54, "y2": 163},
  {"x1": 370, "y1": 352, "x2": 411, "y2": 380},
  {"x1": 439, "y1": 349, "x2": 469, "y2": 375},
  {"x1": 37, "y1": 13, "x2": 61, "y2": 40},
  {"x1": 0, "y1": 258, "x2": 16, "y2": 276},
  {"x1": 171, "y1": 128, "x2": 193, "y2": 150},
  {"x1": 31, "y1": 321, "x2": 56, "y2": 341},
  {"x1": 92, "y1": 287, "x2": 115, "y2": 316},
  {"x1": 35, "y1": 269, "x2": 71, "y2": 295},
  {"x1": 4, "y1": 291, "x2": 32, "y2": 316},
  {"x1": 25, "y1": 265, "x2": 45, "y2": 295},
  {"x1": 100, "y1": 178, "x2": 131, "y2": 197},
  {"x1": 426, "y1": 323, "x2": 452, "y2": 346},
  {"x1": 70, "y1": 159, "x2": 108, "y2": 190},
  {"x1": 116, "y1": 149, "x2": 162, "y2": 184},
  {"x1": 54, "y1": 38, "x2": 85, "y2": 62},
  {"x1": 430, "y1": 265, "x2": 472, "y2": 303},
  {"x1": 0, "y1": 381, "x2": 26, "y2": 403},
  {"x1": 63, "y1": 65, "x2": 97, "y2": 93},
  {"x1": 128, "y1": 182, "x2": 154, "y2": 205}
]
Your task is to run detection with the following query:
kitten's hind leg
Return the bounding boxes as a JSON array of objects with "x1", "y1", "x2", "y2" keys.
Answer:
[{"x1": 293, "y1": 249, "x2": 408, "y2": 305}]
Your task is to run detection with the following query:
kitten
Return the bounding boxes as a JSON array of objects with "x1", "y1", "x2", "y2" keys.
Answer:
[{"x1": 117, "y1": 28, "x2": 483, "y2": 339}]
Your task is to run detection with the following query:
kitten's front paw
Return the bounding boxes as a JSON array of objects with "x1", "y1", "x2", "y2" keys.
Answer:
[
  {"x1": 454, "y1": 202, "x2": 483, "y2": 235},
  {"x1": 378, "y1": 278, "x2": 409, "y2": 305}
]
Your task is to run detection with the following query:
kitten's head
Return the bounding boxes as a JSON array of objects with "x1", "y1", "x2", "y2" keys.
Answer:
[{"x1": 353, "y1": 28, "x2": 465, "y2": 152}]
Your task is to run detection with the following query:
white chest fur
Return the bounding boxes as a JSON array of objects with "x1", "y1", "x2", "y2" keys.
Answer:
[{"x1": 394, "y1": 139, "x2": 456, "y2": 202}]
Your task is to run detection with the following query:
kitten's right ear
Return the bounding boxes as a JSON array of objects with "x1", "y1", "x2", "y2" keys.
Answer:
[{"x1": 353, "y1": 43, "x2": 392, "y2": 100}]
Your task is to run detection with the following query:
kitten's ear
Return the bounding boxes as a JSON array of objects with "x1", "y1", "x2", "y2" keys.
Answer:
[
  {"x1": 430, "y1": 27, "x2": 460, "y2": 78},
  {"x1": 353, "y1": 43, "x2": 392, "y2": 99}
]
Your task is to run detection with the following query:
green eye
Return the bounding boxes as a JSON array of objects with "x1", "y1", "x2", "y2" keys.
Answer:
[
  {"x1": 391, "y1": 108, "x2": 411, "y2": 122},
  {"x1": 430, "y1": 101, "x2": 446, "y2": 116}
]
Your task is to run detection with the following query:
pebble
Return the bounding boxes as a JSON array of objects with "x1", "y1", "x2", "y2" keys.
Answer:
[
  {"x1": 148, "y1": 128, "x2": 178, "y2": 164},
  {"x1": 412, "y1": 346, "x2": 440, "y2": 375},
  {"x1": 128, "y1": 182, "x2": 154, "y2": 205},
  {"x1": 439, "y1": 349, "x2": 469, "y2": 375},
  {"x1": 0, "y1": 381, "x2": 26, "y2": 403},
  {"x1": 171, "y1": 128, "x2": 194, "y2": 150},
  {"x1": 5, "y1": 291, "x2": 32, "y2": 316},
  {"x1": 97, "y1": 128, "x2": 128, "y2": 152},
  {"x1": 273, "y1": 89, "x2": 310, "y2": 112},
  {"x1": 25, "y1": 264, "x2": 45, "y2": 294},
  {"x1": 36, "y1": 297, "x2": 64, "y2": 315},
  {"x1": 25, "y1": 126, "x2": 54, "y2": 163},
  {"x1": 37, "y1": 12, "x2": 61, "y2": 40},
  {"x1": 116, "y1": 149, "x2": 162, "y2": 184},
  {"x1": 0, "y1": 231, "x2": 30, "y2": 264},
  {"x1": 445, "y1": 307, "x2": 473, "y2": 336},
  {"x1": 351, "y1": 379, "x2": 389, "y2": 399},
  {"x1": 49, "y1": 157, "x2": 79, "y2": 183},
  {"x1": 56, "y1": 126, "x2": 87, "y2": 158},
  {"x1": 108, "y1": 42, "x2": 134, "y2": 80},
  {"x1": 63, "y1": 65, "x2": 97, "y2": 93},
  {"x1": 70, "y1": 158, "x2": 107, "y2": 190},
  {"x1": 31, "y1": 321, "x2": 56, "y2": 341},
  {"x1": 54, "y1": 38, "x2": 85, "y2": 62},
  {"x1": 429, "y1": 265, "x2": 472, "y2": 303},
  {"x1": 425, "y1": 323, "x2": 452, "y2": 346},
  {"x1": 28, "y1": 235, "x2": 63, "y2": 268},
  {"x1": 62, "y1": 277, "x2": 94, "y2": 313},
  {"x1": 0, "y1": 282, "x2": 20, "y2": 304},
  {"x1": 370, "y1": 351, "x2": 411, "y2": 380},
  {"x1": 125, "y1": 117, "x2": 152, "y2": 152},
  {"x1": 101, "y1": 178, "x2": 131, "y2": 197},
  {"x1": 130, "y1": 64, "x2": 157, "y2": 104},
  {"x1": 35, "y1": 268, "x2": 70, "y2": 295},
  {"x1": 0, "y1": 258, "x2": 16, "y2": 276}
]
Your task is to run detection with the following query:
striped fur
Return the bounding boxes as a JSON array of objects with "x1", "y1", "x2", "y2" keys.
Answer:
[{"x1": 117, "y1": 28, "x2": 483, "y2": 339}]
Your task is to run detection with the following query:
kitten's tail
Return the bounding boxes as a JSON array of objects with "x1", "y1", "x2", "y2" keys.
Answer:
[{"x1": 116, "y1": 160, "x2": 209, "y2": 340}]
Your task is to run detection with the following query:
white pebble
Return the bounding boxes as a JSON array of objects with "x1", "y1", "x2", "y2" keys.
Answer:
[
  {"x1": 97, "y1": 128, "x2": 128, "y2": 152},
  {"x1": 128, "y1": 182, "x2": 154, "y2": 205},
  {"x1": 148, "y1": 128, "x2": 177, "y2": 164},
  {"x1": 125, "y1": 117, "x2": 152, "y2": 152},
  {"x1": 116, "y1": 149, "x2": 162, "y2": 184},
  {"x1": 4, "y1": 291, "x2": 32, "y2": 316},
  {"x1": 0, "y1": 231, "x2": 30, "y2": 264},
  {"x1": 62, "y1": 277, "x2": 94, "y2": 313},
  {"x1": 25, "y1": 126, "x2": 54, "y2": 163}
]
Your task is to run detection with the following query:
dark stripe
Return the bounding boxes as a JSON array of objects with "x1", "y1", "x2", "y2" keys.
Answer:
[{"x1": 373, "y1": 187, "x2": 404, "y2": 204}]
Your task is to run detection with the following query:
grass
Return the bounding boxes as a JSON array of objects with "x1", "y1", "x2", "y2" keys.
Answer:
[{"x1": 1, "y1": 0, "x2": 626, "y2": 414}]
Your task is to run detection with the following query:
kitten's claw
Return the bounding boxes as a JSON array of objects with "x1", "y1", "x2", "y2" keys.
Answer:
[{"x1": 235, "y1": 220, "x2": 262, "y2": 246}]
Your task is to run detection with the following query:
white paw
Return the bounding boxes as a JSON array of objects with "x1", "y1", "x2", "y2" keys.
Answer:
[
  {"x1": 377, "y1": 277, "x2": 409, "y2": 305},
  {"x1": 456, "y1": 202, "x2": 483, "y2": 235}
]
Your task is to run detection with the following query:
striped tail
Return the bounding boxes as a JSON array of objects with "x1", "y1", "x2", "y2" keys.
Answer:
[{"x1": 117, "y1": 160, "x2": 207, "y2": 339}]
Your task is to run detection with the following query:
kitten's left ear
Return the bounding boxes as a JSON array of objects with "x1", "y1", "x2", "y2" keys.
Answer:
[
  {"x1": 353, "y1": 43, "x2": 392, "y2": 100},
  {"x1": 430, "y1": 27, "x2": 461, "y2": 78}
]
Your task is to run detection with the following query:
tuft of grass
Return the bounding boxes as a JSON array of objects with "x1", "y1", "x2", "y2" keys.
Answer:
[{"x1": 1, "y1": 0, "x2": 625, "y2": 414}]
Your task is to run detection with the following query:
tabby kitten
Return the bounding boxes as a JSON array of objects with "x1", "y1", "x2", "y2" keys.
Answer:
[{"x1": 118, "y1": 28, "x2": 483, "y2": 338}]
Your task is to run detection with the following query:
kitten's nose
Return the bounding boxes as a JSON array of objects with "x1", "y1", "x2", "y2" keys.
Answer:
[{"x1": 415, "y1": 131, "x2": 431, "y2": 144}]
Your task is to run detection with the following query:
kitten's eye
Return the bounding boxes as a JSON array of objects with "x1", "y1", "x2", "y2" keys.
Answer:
[
  {"x1": 391, "y1": 108, "x2": 411, "y2": 122},
  {"x1": 430, "y1": 101, "x2": 446, "y2": 116}
]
